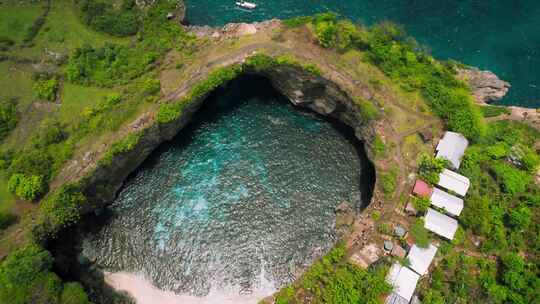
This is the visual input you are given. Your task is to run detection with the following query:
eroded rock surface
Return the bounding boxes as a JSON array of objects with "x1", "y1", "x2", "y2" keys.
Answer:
[{"x1": 458, "y1": 68, "x2": 510, "y2": 104}]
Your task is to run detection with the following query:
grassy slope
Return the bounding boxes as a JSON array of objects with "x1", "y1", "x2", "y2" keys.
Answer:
[
  {"x1": 0, "y1": 1, "x2": 127, "y2": 220},
  {"x1": 0, "y1": 1, "x2": 44, "y2": 44}
]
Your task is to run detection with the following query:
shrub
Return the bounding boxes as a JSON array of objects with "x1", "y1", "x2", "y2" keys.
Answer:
[
  {"x1": 31, "y1": 119, "x2": 67, "y2": 148},
  {"x1": 0, "y1": 99, "x2": 18, "y2": 141},
  {"x1": 8, "y1": 149, "x2": 53, "y2": 179},
  {"x1": 418, "y1": 153, "x2": 447, "y2": 185},
  {"x1": 411, "y1": 218, "x2": 430, "y2": 248},
  {"x1": 412, "y1": 196, "x2": 430, "y2": 213},
  {"x1": 355, "y1": 98, "x2": 379, "y2": 121},
  {"x1": 372, "y1": 135, "x2": 386, "y2": 158},
  {"x1": 141, "y1": 78, "x2": 161, "y2": 96},
  {"x1": 157, "y1": 102, "x2": 184, "y2": 124},
  {"x1": 100, "y1": 132, "x2": 142, "y2": 166},
  {"x1": 490, "y1": 162, "x2": 531, "y2": 195},
  {"x1": 7, "y1": 173, "x2": 46, "y2": 201},
  {"x1": 33, "y1": 78, "x2": 59, "y2": 101},
  {"x1": 37, "y1": 185, "x2": 87, "y2": 239},
  {"x1": 244, "y1": 53, "x2": 276, "y2": 72},
  {"x1": 379, "y1": 167, "x2": 398, "y2": 198}
]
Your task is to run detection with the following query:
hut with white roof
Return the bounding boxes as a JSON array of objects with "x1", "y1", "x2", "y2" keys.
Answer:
[
  {"x1": 430, "y1": 188, "x2": 464, "y2": 217},
  {"x1": 436, "y1": 131, "x2": 469, "y2": 169},
  {"x1": 407, "y1": 244, "x2": 438, "y2": 276},
  {"x1": 438, "y1": 169, "x2": 470, "y2": 197},
  {"x1": 386, "y1": 263, "x2": 420, "y2": 304},
  {"x1": 424, "y1": 208, "x2": 459, "y2": 240}
]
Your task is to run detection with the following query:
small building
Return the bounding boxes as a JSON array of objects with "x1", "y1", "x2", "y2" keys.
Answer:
[
  {"x1": 407, "y1": 244, "x2": 438, "y2": 275},
  {"x1": 437, "y1": 169, "x2": 470, "y2": 197},
  {"x1": 436, "y1": 131, "x2": 469, "y2": 169},
  {"x1": 412, "y1": 180, "x2": 432, "y2": 198},
  {"x1": 394, "y1": 225, "x2": 407, "y2": 238},
  {"x1": 424, "y1": 208, "x2": 459, "y2": 240},
  {"x1": 386, "y1": 263, "x2": 420, "y2": 303},
  {"x1": 430, "y1": 188, "x2": 464, "y2": 217}
]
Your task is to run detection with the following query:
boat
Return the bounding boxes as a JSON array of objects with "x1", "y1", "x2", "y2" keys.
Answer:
[{"x1": 236, "y1": 1, "x2": 257, "y2": 10}]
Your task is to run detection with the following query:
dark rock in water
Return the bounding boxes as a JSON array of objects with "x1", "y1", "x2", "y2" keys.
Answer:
[{"x1": 458, "y1": 68, "x2": 510, "y2": 104}]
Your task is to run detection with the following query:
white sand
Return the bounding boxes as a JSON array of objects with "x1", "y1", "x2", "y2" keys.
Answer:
[{"x1": 105, "y1": 272, "x2": 275, "y2": 304}]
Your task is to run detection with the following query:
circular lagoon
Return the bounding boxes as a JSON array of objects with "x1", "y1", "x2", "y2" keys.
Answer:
[{"x1": 81, "y1": 76, "x2": 372, "y2": 303}]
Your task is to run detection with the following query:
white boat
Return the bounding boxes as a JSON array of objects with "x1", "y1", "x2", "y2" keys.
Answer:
[{"x1": 236, "y1": 1, "x2": 257, "y2": 9}]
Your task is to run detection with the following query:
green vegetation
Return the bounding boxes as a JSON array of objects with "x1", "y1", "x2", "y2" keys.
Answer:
[
  {"x1": 7, "y1": 173, "x2": 45, "y2": 201},
  {"x1": 0, "y1": 244, "x2": 92, "y2": 304},
  {"x1": 0, "y1": 2, "x2": 46, "y2": 45},
  {"x1": 244, "y1": 53, "x2": 322, "y2": 76},
  {"x1": 412, "y1": 196, "x2": 430, "y2": 213},
  {"x1": 481, "y1": 105, "x2": 511, "y2": 118},
  {"x1": 157, "y1": 64, "x2": 243, "y2": 124},
  {"x1": 33, "y1": 77, "x2": 59, "y2": 101},
  {"x1": 34, "y1": 185, "x2": 87, "y2": 241},
  {"x1": 99, "y1": 132, "x2": 142, "y2": 166},
  {"x1": 417, "y1": 153, "x2": 447, "y2": 185},
  {"x1": 0, "y1": 99, "x2": 18, "y2": 142},
  {"x1": 66, "y1": 1, "x2": 196, "y2": 87},
  {"x1": 418, "y1": 120, "x2": 540, "y2": 303},
  {"x1": 354, "y1": 97, "x2": 379, "y2": 122},
  {"x1": 411, "y1": 218, "x2": 430, "y2": 248},
  {"x1": 273, "y1": 243, "x2": 391, "y2": 303},
  {"x1": 379, "y1": 166, "x2": 398, "y2": 199},
  {"x1": 372, "y1": 135, "x2": 386, "y2": 158},
  {"x1": 306, "y1": 14, "x2": 484, "y2": 140},
  {"x1": 79, "y1": 0, "x2": 141, "y2": 37}
]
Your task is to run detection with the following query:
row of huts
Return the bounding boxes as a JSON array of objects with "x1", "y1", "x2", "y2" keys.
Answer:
[{"x1": 386, "y1": 131, "x2": 471, "y2": 304}]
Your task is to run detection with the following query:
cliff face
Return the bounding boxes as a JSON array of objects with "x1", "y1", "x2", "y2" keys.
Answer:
[{"x1": 79, "y1": 65, "x2": 376, "y2": 211}]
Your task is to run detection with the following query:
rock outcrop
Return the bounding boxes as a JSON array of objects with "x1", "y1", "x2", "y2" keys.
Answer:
[
  {"x1": 458, "y1": 68, "x2": 510, "y2": 104},
  {"x1": 187, "y1": 20, "x2": 280, "y2": 39}
]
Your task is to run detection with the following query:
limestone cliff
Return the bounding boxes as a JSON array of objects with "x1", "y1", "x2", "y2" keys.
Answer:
[{"x1": 79, "y1": 64, "x2": 376, "y2": 211}]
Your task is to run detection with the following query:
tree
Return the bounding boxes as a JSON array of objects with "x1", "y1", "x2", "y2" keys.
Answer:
[{"x1": 418, "y1": 154, "x2": 447, "y2": 184}]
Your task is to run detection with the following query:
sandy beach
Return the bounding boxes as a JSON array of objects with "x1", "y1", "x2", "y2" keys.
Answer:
[{"x1": 105, "y1": 272, "x2": 276, "y2": 304}]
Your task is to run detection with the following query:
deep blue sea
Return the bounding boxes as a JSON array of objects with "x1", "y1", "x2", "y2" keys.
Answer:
[
  {"x1": 83, "y1": 76, "x2": 368, "y2": 300},
  {"x1": 186, "y1": 0, "x2": 540, "y2": 108}
]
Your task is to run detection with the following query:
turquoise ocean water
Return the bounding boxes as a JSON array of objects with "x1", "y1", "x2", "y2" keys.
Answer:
[
  {"x1": 82, "y1": 76, "x2": 369, "y2": 298},
  {"x1": 186, "y1": 0, "x2": 540, "y2": 107}
]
